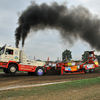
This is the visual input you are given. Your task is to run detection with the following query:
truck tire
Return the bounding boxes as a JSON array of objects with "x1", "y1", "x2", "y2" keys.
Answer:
[
  {"x1": 8, "y1": 64, "x2": 17, "y2": 74},
  {"x1": 28, "y1": 72, "x2": 35, "y2": 75},
  {"x1": 35, "y1": 67, "x2": 44, "y2": 76},
  {"x1": 55, "y1": 70, "x2": 61, "y2": 75},
  {"x1": 85, "y1": 69, "x2": 89, "y2": 73},
  {"x1": 3, "y1": 68, "x2": 9, "y2": 74},
  {"x1": 89, "y1": 69, "x2": 94, "y2": 73}
]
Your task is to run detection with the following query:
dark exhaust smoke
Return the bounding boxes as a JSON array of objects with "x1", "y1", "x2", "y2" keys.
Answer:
[{"x1": 15, "y1": 2, "x2": 100, "y2": 50}]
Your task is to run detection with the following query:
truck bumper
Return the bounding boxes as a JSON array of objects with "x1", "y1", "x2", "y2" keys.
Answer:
[{"x1": 0, "y1": 62, "x2": 7, "y2": 68}]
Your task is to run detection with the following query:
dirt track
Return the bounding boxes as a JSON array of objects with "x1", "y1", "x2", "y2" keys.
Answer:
[{"x1": 0, "y1": 69, "x2": 100, "y2": 88}]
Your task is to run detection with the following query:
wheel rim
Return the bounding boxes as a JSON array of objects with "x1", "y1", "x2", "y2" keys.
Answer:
[
  {"x1": 10, "y1": 67, "x2": 16, "y2": 72},
  {"x1": 91, "y1": 69, "x2": 94, "y2": 72},
  {"x1": 37, "y1": 69, "x2": 43, "y2": 75},
  {"x1": 86, "y1": 70, "x2": 89, "y2": 73}
]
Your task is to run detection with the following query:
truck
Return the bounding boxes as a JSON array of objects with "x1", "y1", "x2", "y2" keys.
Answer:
[
  {"x1": 0, "y1": 44, "x2": 45, "y2": 76},
  {"x1": 0, "y1": 44, "x2": 99, "y2": 75}
]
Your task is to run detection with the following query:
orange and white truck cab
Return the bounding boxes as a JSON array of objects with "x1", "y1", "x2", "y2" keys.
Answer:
[{"x1": 0, "y1": 44, "x2": 45, "y2": 76}]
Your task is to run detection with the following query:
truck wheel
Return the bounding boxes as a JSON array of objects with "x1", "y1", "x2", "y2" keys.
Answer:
[
  {"x1": 35, "y1": 67, "x2": 44, "y2": 76},
  {"x1": 3, "y1": 68, "x2": 9, "y2": 74},
  {"x1": 55, "y1": 70, "x2": 61, "y2": 75},
  {"x1": 89, "y1": 69, "x2": 94, "y2": 73},
  {"x1": 8, "y1": 64, "x2": 17, "y2": 74},
  {"x1": 85, "y1": 69, "x2": 89, "y2": 73}
]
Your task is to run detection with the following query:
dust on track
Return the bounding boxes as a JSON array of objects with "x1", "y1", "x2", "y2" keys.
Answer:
[{"x1": 0, "y1": 69, "x2": 100, "y2": 88}]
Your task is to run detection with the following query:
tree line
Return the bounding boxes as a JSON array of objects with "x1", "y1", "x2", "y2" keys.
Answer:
[{"x1": 62, "y1": 49, "x2": 100, "y2": 64}]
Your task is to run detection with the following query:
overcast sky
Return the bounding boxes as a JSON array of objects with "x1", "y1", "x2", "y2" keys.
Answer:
[{"x1": 0, "y1": 0, "x2": 100, "y2": 61}]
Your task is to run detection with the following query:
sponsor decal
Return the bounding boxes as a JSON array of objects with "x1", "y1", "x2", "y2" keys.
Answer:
[
  {"x1": 71, "y1": 62, "x2": 76, "y2": 65},
  {"x1": 68, "y1": 63, "x2": 71, "y2": 66},
  {"x1": 15, "y1": 51, "x2": 18, "y2": 55},
  {"x1": 31, "y1": 61, "x2": 33, "y2": 63},
  {"x1": 94, "y1": 61, "x2": 98, "y2": 65},
  {"x1": 65, "y1": 67, "x2": 71, "y2": 71},
  {"x1": 15, "y1": 56, "x2": 18, "y2": 60},
  {"x1": 92, "y1": 65, "x2": 94, "y2": 67},
  {"x1": 6, "y1": 56, "x2": 13, "y2": 58},
  {"x1": 68, "y1": 67, "x2": 71, "y2": 71},
  {"x1": 21, "y1": 65, "x2": 25, "y2": 67},
  {"x1": 87, "y1": 64, "x2": 94, "y2": 69},
  {"x1": 87, "y1": 66, "x2": 88, "y2": 69}
]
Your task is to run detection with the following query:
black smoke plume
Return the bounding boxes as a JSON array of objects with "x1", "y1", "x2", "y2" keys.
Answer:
[{"x1": 15, "y1": 2, "x2": 100, "y2": 50}]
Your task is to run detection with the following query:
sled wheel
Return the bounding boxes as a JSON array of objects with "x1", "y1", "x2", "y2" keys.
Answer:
[
  {"x1": 89, "y1": 69, "x2": 94, "y2": 73},
  {"x1": 85, "y1": 69, "x2": 89, "y2": 73}
]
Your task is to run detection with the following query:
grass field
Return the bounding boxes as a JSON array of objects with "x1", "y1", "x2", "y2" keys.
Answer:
[
  {"x1": 0, "y1": 77, "x2": 100, "y2": 100},
  {"x1": 96, "y1": 66, "x2": 100, "y2": 69},
  {"x1": 0, "y1": 68, "x2": 2, "y2": 72}
]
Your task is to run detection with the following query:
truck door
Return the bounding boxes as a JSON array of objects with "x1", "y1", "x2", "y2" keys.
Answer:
[{"x1": 4, "y1": 48, "x2": 14, "y2": 62}]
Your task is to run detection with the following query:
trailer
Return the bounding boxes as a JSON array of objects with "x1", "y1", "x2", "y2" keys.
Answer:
[
  {"x1": 45, "y1": 51, "x2": 99, "y2": 75},
  {"x1": 0, "y1": 44, "x2": 99, "y2": 76}
]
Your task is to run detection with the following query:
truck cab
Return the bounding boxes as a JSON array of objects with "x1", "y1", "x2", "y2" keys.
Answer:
[
  {"x1": 0, "y1": 45, "x2": 20, "y2": 63},
  {"x1": 0, "y1": 44, "x2": 45, "y2": 76}
]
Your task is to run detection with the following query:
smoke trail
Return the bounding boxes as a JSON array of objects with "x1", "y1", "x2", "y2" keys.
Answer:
[{"x1": 15, "y1": 2, "x2": 100, "y2": 50}]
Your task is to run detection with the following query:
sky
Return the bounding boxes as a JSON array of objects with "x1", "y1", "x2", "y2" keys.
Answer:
[{"x1": 0, "y1": 0, "x2": 100, "y2": 61}]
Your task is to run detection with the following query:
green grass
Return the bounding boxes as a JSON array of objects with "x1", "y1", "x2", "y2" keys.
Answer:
[
  {"x1": 0, "y1": 69, "x2": 3, "y2": 72},
  {"x1": 0, "y1": 77, "x2": 100, "y2": 99},
  {"x1": 96, "y1": 66, "x2": 100, "y2": 69}
]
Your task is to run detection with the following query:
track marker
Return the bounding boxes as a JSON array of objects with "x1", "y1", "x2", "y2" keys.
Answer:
[{"x1": 0, "y1": 81, "x2": 70, "y2": 91}]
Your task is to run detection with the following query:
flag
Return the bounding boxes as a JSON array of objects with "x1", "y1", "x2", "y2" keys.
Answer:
[{"x1": 47, "y1": 57, "x2": 49, "y2": 61}]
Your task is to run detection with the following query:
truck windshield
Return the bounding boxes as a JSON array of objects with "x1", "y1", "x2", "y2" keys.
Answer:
[{"x1": 0, "y1": 47, "x2": 5, "y2": 55}]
